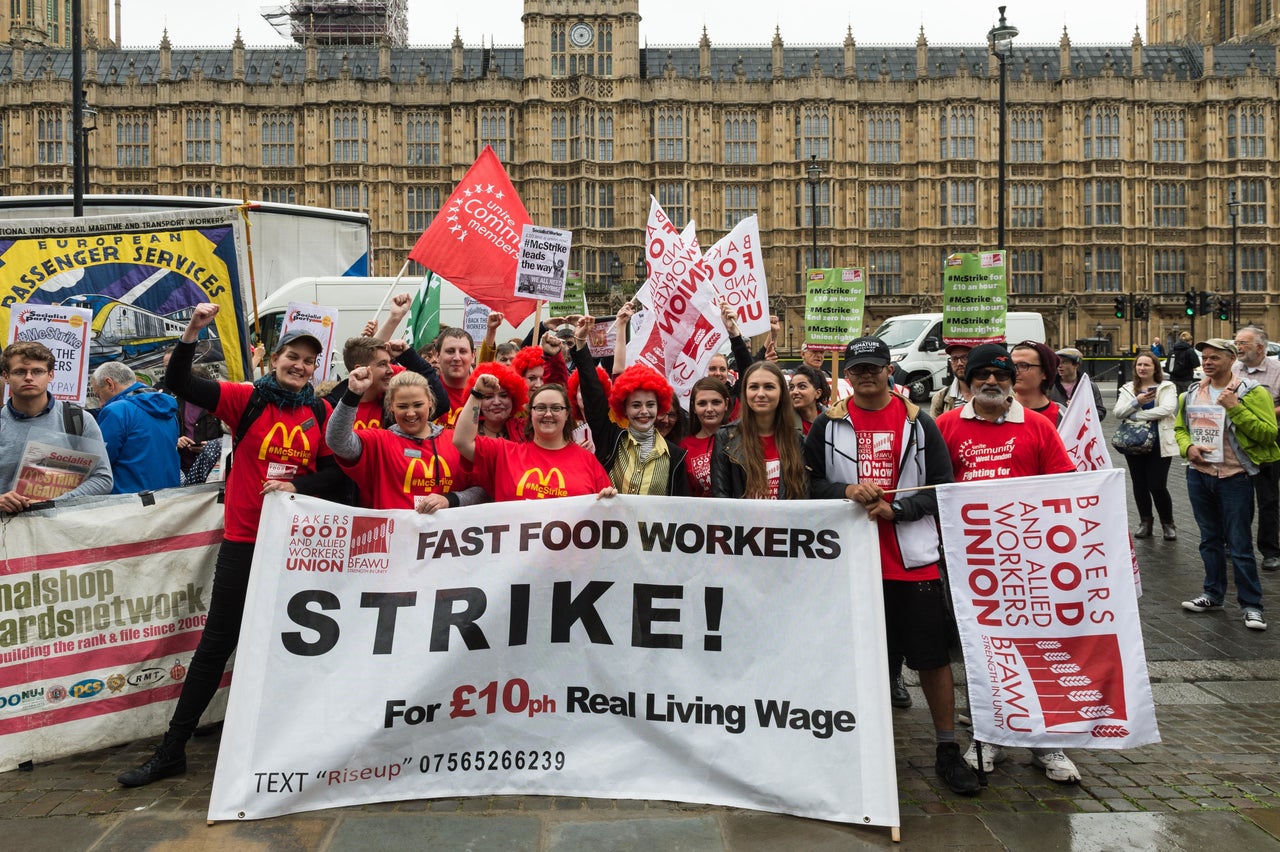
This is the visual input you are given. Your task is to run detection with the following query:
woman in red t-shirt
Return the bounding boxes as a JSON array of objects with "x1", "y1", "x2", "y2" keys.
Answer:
[
  {"x1": 326, "y1": 368, "x2": 486, "y2": 512},
  {"x1": 680, "y1": 376, "x2": 732, "y2": 497},
  {"x1": 455, "y1": 378, "x2": 615, "y2": 501},
  {"x1": 711, "y1": 361, "x2": 808, "y2": 500},
  {"x1": 788, "y1": 364, "x2": 830, "y2": 436},
  {"x1": 118, "y1": 302, "x2": 342, "y2": 789}
]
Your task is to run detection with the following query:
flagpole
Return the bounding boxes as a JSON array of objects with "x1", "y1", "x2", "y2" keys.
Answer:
[{"x1": 373, "y1": 259, "x2": 412, "y2": 323}]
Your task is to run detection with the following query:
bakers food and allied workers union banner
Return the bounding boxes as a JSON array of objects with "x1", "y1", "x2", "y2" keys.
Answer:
[
  {"x1": 0, "y1": 487, "x2": 226, "y2": 771},
  {"x1": 0, "y1": 207, "x2": 255, "y2": 382},
  {"x1": 208, "y1": 493, "x2": 899, "y2": 826},
  {"x1": 937, "y1": 469, "x2": 1160, "y2": 751},
  {"x1": 942, "y1": 251, "x2": 1007, "y2": 347}
]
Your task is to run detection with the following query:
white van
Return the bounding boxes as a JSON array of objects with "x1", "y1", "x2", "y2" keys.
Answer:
[
  {"x1": 250, "y1": 276, "x2": 534, "y2": 379},
  {"x1": 871, "y1": 311, "x2": 1047, "y2": 402}
]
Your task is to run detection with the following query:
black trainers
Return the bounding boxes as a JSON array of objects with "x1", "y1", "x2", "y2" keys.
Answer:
[
  {"x1": 117, "y1": 736, "x2": 187, "y2": 787},
  {"x1": 890, "y1": 674, "x2": 912, "y2": 709},
  {"x1": 935, "y1": 741, "x2": 981, "y2": 795}
]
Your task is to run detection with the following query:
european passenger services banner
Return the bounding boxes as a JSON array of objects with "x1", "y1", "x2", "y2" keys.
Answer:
[
  {"x1": 937, "y1": 470, "x2": 1159, "y2": 751},
  {"x1": 0, "y1": 207, "x2": 255, "y2": 382},
  {"x1": 0, "y1": 487, "x2": 226, "y2": 771},
  {"x1": 209, "y1": 493, "x2": 899, "y2": 826}
]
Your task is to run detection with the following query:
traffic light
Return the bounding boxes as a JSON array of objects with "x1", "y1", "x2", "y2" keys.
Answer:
[
  {"x1": 1134, "y1": 298, "x2": 1150, "y2": 320},
  {"x1": 1199, "y1": 291, "x2": 1214, "y2": 316},
  {"x1": 1184, "y1": 290, "x2": 1196, "y2": 316},
  {"x1": 1113, "y1": 296, "x2": 1126, "y2": 319},
  {"x1": 1217, "y1": 298, "x2": 1230, "y2": 322}
]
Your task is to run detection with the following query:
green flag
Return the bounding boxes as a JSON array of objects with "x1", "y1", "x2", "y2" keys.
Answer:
[{"x1": 407, "y1": 271, "x2": 442, "y2": 349}]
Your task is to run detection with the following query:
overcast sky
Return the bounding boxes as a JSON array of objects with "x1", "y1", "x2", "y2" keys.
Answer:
[{"x1": 114, "y1": 2, "x2": 1148, "y2": 49}]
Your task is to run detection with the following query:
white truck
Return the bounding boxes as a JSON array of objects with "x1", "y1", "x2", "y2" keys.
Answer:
[{"x1": 872, "y1": 312, "x2": 1047, "y2": 402}]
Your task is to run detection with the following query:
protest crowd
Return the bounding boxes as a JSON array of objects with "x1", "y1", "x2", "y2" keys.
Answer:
[{"x1": 5, "y1": 281, "x2": 1275, "y2": 803}]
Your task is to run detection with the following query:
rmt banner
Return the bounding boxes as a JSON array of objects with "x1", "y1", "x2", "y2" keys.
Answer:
[
  {"x1": 937, "y1": 469, "x2": 1159, "y2": 751},
  {"x1": 208, "y1": 493, "x2": 898, "y2": 825},
  {"x1": 0, "y1": 486, "x2": 225, "y2": 771}
]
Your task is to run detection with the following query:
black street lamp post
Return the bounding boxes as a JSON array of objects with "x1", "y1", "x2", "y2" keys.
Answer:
[
  {"x1": 988, "y1": 6, "x2": 1018, "y2": 253},
  {"x1": 806, "y1": 155, "x2": 822, "y2": 285},
  {"x1": 1228, "y1": 188, "x2": 1241, "y2": 330}
]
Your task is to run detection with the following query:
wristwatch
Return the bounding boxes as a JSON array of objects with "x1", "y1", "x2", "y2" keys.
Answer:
[{"x1": 890, "y1": 500, "x2": 904, "y2": 521}]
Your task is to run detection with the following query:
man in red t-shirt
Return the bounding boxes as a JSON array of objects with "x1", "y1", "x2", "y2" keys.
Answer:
[
  {"x1": 805, "y1": 337, "x2": 980, "y2": 796},
  {"x1": 935, "y1": 343, "x2": 1080, "y2": 784},
  {"x1": 435, "y1": 327, "x2": 476, "y2": 428}
]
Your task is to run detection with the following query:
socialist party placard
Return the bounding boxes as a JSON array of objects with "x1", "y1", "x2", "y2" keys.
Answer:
[{"x1": 208, "y1": 494, "x2": 899, "y2": 826}]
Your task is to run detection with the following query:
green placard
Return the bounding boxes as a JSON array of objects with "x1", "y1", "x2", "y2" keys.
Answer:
[
  {"x1": 804, "y1": 267, "x2": 865, "y2": 350},
  {"x1": 548, "y1": 271, "x2": 585, "y2": 317},
  {"x1": 942, "y1": 251, "x2": 1007, "y2": 346}
]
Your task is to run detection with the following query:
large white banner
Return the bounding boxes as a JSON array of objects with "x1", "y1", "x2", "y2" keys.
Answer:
[
  {"x1": 0, "y1": 487, "x2": 226, "y2": 770},
  {"x1": 209, "y1": 494, "x2": 899, "y2": 825},
  {"x1": 937, "y1": 470, "x2": 1159, "y2": 750},
  {"x1": 703, "y1": 216, "x2": 770, "y2": 337}
]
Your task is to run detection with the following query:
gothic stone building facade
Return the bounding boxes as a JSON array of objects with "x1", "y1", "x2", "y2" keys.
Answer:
[{"x1": 2, "y1": 0, "x2": 1279, "y2": 352}]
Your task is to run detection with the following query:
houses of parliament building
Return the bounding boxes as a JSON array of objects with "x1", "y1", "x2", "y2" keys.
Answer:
[{"x1": 2, "y1": 0, "x2": 1280, "y2": 351}]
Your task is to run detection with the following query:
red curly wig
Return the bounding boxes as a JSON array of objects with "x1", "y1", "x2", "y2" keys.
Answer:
[
  {"x1": 510, "y1": 346, "x2": 546, "y2": 380},
  {"x1": 567, "y1": 364, "x2": 612, "y2": 420},
  {"x1": 464, "y1": 362, "x2": 529, "y2": 415},
  {"x1": 609, "y1": 364, "x2": 673, "y2": 421}
]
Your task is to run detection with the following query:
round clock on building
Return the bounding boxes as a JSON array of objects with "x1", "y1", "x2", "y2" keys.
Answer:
[{"x1": 569, "y1": 22, "x2": 595, "y2": 48}]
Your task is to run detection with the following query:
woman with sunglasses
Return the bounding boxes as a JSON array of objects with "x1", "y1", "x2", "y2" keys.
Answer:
[
  {"x1": 568, "y1": 316, "x2": 689, "y2": 496},
  {"x1": 711, "y1": 361, "x2": 808, "y2": 499},
  {"x1": 326, "y1": 368, "x2": 486, "y2": 512},
  {"x1": 454, "y1": 375, "x2": 614, "y2": 501}
]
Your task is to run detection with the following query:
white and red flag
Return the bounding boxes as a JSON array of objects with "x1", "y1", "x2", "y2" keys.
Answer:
[
  {"x1": 627, "y1": 198, "x2": 726, "y2": 399},
  {"x1": 937, "y1": 469, "x2": 1159, "y2": 751},
  {"x1": 703, "y1": 216, "x2": 770, "y2": 337},
  {"x1": 408, "y1": 146, "x2": 537, "y2": 326}
]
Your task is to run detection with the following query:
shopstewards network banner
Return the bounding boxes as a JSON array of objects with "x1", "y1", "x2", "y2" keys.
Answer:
[
  {"x1": 0, "y1": 208, "x2": 255, "y2": 382},
  {"x1": 209, "y1": 494, "x2": 899, "y2": 826}
]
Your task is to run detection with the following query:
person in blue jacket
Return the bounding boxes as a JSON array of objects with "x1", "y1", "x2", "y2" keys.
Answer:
[{"x1": 92, "y1": 361, "x2": 181, "y2": 494}]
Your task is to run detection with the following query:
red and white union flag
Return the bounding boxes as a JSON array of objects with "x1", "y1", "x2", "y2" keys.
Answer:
[{"x1": 408, "y1": 146, "x2": 537, "y2": 326}]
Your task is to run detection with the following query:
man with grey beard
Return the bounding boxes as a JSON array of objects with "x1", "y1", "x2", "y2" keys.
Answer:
[{"x1": 1232, "y1": 325, "x2": 1280, "y2": 571}]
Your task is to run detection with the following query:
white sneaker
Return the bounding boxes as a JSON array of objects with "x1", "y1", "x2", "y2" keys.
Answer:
[
  {"x1": 1031, "y1": 749, "x2": 1081, "y2": 783},
  {"x1": 962, "y1": 741, "x2": 1005, "y2": 773}
]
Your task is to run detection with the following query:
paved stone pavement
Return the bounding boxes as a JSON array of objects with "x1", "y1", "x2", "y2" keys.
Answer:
[{"x1": 4, "y1": 382, "x2": 1279, "y2": 849}]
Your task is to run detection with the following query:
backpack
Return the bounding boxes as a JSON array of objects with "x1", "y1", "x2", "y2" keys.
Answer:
[{"x1": 60, "y1": 401, "x2": 86, "y2": 436}]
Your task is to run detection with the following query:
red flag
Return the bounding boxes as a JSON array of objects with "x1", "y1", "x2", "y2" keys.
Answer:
[{"x1": 408, "y1": 146, "x2": 537, "y2": 325}]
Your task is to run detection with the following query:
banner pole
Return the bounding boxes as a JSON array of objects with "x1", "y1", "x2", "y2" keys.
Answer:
[
  {"x1": 373, "y1": 259, "x2": 412, "y2": 324},
  {"x1": 238, "y1": 203, "x2": 264, "y2": 378}
]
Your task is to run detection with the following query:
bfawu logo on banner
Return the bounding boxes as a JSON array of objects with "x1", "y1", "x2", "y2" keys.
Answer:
[
  {"x1": 937, "y1": 469, "x2": 1160, "y2": 750},
  {"x1": 208, "y1": 493, "x2": 900, "y2": 826}
]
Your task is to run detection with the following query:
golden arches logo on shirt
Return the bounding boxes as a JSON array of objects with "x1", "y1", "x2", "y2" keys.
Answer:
[
  {"x1": 403, "y1": 455, "x2": 454, "y2": 494},
  {"x1": 259, "y1": 422, "x2": 313, "y2": 464},
  {"x1": 354, "y1": 417, "x2": 382, "y2": 430},
  {"x1": 516, "y1": 467, "x2": 568, "y2": 499}
]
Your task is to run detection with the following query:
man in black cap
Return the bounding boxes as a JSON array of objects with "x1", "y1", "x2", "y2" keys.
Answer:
[{"x1": 804, "y1": 337, "x2": 980, "y2": 796}]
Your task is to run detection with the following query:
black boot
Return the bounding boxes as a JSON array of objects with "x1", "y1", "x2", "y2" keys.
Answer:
[
  {"x1": 888, "y1": 659, "x2": 912, "y2": 709},
  {"x1": 117, "y1": 731, "x2": 187, "y2": 787}
]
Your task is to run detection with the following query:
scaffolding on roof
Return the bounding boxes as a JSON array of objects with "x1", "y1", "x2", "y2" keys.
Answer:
[{"x1": 261, "y1": 0, "x2": 408, "y2": 47}]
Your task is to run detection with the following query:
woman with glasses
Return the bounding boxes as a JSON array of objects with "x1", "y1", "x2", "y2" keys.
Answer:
[
  {"x1": 681, "y1": 377, "x2": 733, "y2": 497},
  {"x1": 1010, "y1": 341, "x2": 1063, "y2": 426},
  {"x1": 931, "y1": 343, "x2": 975, "y2": 417},
  {"x1": 463, "y1": 362, "x2": 529, "y2": 442},
  {"x1": 454, "y1": 375, "x2": 613, "y2": 501},
  {"x1": 326, "y1": 368, "x2": 486, "y2": 512},
  {"x1": 789, "y1": 365, "x2": 830, "y2": 435},
  {"x1": 711, "y1": 361, "x2": 809, "y2": 499},
  {"x1": 1113, "y1": 351, "x2": 1178, "y2": 540},
  {"x1": 568, "y1": 316, "x2": 689, "y2": 496}
]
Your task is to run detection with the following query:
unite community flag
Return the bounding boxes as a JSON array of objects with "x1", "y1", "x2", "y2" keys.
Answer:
[{"x1": 407, "y1": 145, "x2": 538, "y2": 326}]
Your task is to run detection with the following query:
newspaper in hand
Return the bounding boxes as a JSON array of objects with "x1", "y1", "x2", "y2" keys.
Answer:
[
  {"x1": 11, "y1": 439, "x2": 99, "y2": 500},
  {"x1": 1185, "y1": 404, "x2": 1226, "y2": 463}
]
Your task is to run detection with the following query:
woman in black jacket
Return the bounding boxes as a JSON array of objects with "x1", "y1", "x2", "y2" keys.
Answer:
[{"x1": 711, "y1": 361, "x2": 808, "y2": 500}]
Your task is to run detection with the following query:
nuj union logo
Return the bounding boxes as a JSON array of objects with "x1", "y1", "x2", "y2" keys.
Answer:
[
  {"x1": 516, "y1": 467, "x2": 568, "y2": 499},
  {"x1": 403, "y1": 455, "x2": 453, "y2": 494},
  {"x1": 259, "y1": 422, "x2": 312, "y2": 464}
]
